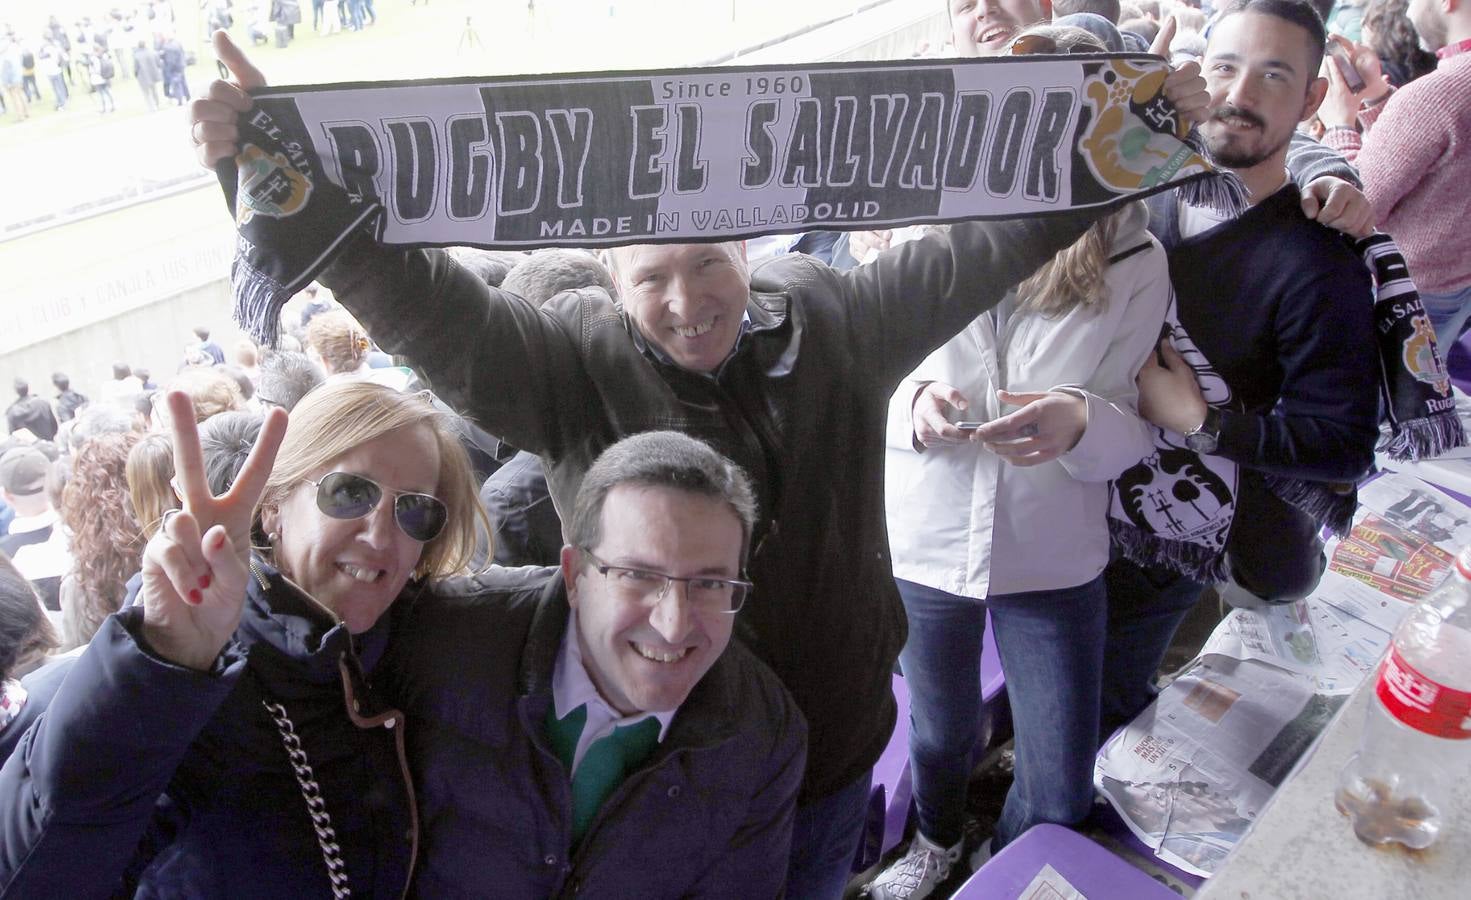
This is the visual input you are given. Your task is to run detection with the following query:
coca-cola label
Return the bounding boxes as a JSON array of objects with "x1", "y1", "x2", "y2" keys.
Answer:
[{"x1": 1376, "y1": 647, "x2": 1471, "y2": 739}]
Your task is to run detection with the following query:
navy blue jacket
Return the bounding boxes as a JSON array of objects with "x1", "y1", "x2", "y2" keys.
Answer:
[
  {"x1": 1146, "y1": 184, "x2": 1378, "y2": 482},
  {"x1": 385, "y1": 568, "x2": 807, "y2": 898},
  {"x1": 0, "y1": 563, "x2": 415, "y2": 899}
]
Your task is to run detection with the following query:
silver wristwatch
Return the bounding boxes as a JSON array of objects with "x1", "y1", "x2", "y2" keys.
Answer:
[{"x1": 1184, "y1": 407, "x2": 1221, "y2": 455}]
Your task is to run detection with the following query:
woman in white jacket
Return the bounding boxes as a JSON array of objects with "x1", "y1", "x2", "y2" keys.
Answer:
[{"x1": 871, "y1": 92, "x2": 1171, "y2": 896}]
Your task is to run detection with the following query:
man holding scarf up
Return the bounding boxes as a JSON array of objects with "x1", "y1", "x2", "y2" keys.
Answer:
[{"x1": 189, "y1": 31, "x2": 1213, "y2": 897}]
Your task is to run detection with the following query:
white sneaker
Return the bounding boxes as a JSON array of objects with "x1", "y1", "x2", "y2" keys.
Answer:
[{"x1": 868, "y1": 833, "x2": 962, "y2": 900}]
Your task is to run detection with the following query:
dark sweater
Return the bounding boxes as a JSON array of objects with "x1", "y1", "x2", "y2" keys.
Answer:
[{"x1": 1147, "y1": 184, "x2": 1378, "y2": 482}]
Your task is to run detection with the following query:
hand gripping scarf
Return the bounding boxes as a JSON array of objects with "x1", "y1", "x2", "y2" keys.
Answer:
[
  {"x1": 213, "y1": 53, "x2": 1246, "y2": 344},
  {"x1": 1109, "y1": 234, "x2": 1465, "y2": 583}
]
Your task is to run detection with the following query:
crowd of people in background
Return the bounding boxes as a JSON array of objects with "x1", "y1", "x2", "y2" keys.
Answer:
[
  {"x1": 0, "y1": 0, "x2": 379, "y2": 123},
  {"x1": 0, "y1": 0, "x2": 1467, "y2": 895},
  {"x1": 0, "y1": 3, "x2": 192, "y2": 119}
]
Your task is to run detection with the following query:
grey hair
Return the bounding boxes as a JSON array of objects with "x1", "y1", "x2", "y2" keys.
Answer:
[
  {"x1": 256, "y1": 350, "x2": 325, "y2": 412},
  {"x1": 566, "y1": 431, "x2": 758, "y2": 564},
  {"x1": 69, "y1": 405, "x2": 136, "y2": 452}
]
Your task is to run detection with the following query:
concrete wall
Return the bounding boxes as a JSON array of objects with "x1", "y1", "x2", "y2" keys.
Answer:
[
  {"x1": 2, "y1": 280, "x2": 248, "y2": 407},
  {"x1": 2, "y1": 0, "x2": 950, "y2": 405}
]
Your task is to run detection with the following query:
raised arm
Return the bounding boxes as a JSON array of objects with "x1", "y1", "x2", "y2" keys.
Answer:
[
  {"x1": 313, "y1": 239, "x2": 595, "y2": 458},
  {"x1": 191, "y1": 32, "x2": 597, "y2": 456},
  {"x1": 841, "y1": 212, "x2": 1098, "y2": 390}
]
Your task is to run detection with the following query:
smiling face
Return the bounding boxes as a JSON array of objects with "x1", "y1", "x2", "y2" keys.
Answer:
[
  {"x1": 563, "y1": 484, "x2": 743, "y2": 716},
  {"x1": 950, "y1": 0, "x2": 1052, "y2": 57},
  {"x1": 263, "y1": 424, "x2": 440, "y2": 633},
  {"x1": 1201, "y1": 11, "x2": 1327, "y2": 179},
  {"x1": 612, "y1": 242, "x2": 751, "y2": 374}
]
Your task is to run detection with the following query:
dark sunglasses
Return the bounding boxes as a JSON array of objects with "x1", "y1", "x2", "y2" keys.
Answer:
[
  {"x1": 1009, "y1": 33, "x2": 1099, "y2": 56},
  {"x1": 306, "y1": 472, "x2": 448, "y2": 543}
]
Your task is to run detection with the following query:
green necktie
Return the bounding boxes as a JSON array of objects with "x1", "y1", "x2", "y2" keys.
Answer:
[{"x1": 546, "y1": 704, "x2": 662, "y2": 846}]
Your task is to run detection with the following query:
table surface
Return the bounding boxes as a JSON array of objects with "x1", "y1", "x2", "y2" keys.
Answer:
[{"x1": 1198, "y1": 680, "x2": 1471, "y2": 900}]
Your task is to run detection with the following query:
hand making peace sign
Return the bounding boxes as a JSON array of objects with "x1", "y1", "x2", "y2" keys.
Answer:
[{"x1": 139, "y1": 391, "x2": 288, "y2": 671}]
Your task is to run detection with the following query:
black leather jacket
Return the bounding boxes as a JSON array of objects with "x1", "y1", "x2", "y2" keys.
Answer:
[{"x1": 323, "y1": 211, "x2": 1094, "y2": 800}]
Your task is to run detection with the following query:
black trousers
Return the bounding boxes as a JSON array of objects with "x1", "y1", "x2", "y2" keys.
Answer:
[{"x1": 1100, "y1": 470, "x2": 1327, "y2": 738}]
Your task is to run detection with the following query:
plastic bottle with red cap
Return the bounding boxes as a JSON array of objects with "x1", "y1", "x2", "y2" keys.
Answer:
[{"x1": 1334, "y1": 546, "x2": 1471, "y2": 848}]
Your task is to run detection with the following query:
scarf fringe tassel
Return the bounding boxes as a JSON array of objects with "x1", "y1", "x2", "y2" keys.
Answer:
[
  {"x1": 1177, "y1": 131, "x2": 1250, "y2": 216},
  {"x1": 1108, "y1": 518, "x2": 1231, "y2": 583},
  {"x1": 1379, "y1": 412, "x2": 1467, "y2": 462},
  {"x1": 231, "y1": 253, "x2": 291, "y2": 348},
  {"x1": 1262, "y1": 474, "x2": 1357, "y2": 536}
]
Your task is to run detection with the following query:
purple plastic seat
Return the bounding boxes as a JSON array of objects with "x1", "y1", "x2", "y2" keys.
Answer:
[
  {"x1": 1450, "y1": 330, "x2": 1471, "y2": 396},
  {"x1": 977, "y1": 613, "x2": 1006, "y2": 747},
  {"x1": 952, "y1": 823, "x2": 1180, "y2": 899}
]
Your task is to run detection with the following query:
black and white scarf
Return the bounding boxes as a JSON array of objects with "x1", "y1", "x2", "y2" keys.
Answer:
[{"x1": 212, "y1": 54, "x2": 1246, "y2": 344}]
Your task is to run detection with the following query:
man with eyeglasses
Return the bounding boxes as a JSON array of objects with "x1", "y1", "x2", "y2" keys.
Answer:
[{"x1": 382, "y1": 430, "x2": 806, "y2": 897}]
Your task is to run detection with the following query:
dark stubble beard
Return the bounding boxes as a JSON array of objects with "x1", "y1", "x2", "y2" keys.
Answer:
[{"x1": 1202, "y1": 104, "x2": 1292, "y2": 170}]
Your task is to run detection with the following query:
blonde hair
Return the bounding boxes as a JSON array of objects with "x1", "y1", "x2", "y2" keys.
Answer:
[
  {"x1": 235, "y1": 337, "x2": 260, "y2": 368},
  {"x1": 1016, "y1": 210, "x2": 1124, "y2": 318},
  {"x1": 305, "y1": 310, "x2": 371, "y2": 375},
  {"x1": 127, "y1": 433, "x2": 177, "y2": 539},
  {"x1": 255, "y1": 382, "x2": 487, "y2": 579},
  {"x1": 166, "y1": 367, "x2": 245, "y2": 423},
  {"x1": 1004, "y1": 23, "x2": 1128, "y2": 319}
]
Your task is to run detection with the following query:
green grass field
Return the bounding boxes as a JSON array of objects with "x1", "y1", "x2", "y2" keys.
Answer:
[{"x1": 0, "y1": 0, "x2": 867, "y2": 151}]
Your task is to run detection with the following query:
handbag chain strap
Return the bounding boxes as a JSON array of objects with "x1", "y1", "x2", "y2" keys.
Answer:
[{"x1": 262, "y1": 699, "x2": 352, "y2": 899}]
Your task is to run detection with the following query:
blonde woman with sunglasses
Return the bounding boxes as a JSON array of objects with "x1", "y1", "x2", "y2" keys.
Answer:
[{"x1": 0, "y1": 381, "x2": 484, "y2": 898}]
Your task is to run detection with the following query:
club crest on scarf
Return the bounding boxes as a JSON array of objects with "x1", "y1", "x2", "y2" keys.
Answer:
[
  {"x1": 235, "y1": 142, "x2": 314, "y2": 225},
  {"x1": 1109, "y1": 305, "x2": 1239, "y2": 579},
  {"x1": 1403, "y1": 314, "x2": 1452, "y2": 397},
  {"x1": 1080, "y1": 59, "x2": 1213, "y2": 194}
]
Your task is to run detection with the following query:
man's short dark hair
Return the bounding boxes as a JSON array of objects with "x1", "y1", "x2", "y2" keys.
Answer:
[
  {"x1": 12, "y1": 379, "x2": 27, "y2": 398},
  {"x1": 193, "y1": 325, "x2": 211, "y2": 341},
  {"x1": 566, "y1": 431, "x2": 758, "y2": 564},
  {"x1": 502, "y1": 250, "x2": 616, "y2": 307},
  {"x1": 1302, "y1": 0, "x2": 1334, "y2": 24},
  {"x1": 51, "y1": 372, "x2": 69, "y2": 390},
  {"x1": 199, "y1": 410, "x2": 264, "y2": 496},
  {"x1": 112, "y1": 362, "x2": 131, "y2": 380},
  {"x1": 1217, "y1": 0, "x2": 1327, "y2": 75},
  {"x1": 255, "y1": 350, "x2": 325, "y2": 412},
  {"x1": 1054, "y1": 0, "x2": 1122, "y2": 23}
]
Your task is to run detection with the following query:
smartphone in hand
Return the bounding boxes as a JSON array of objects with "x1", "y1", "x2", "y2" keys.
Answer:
[{"x1": 1328, "y1": 41, "x2": 1367, "y2": 93}]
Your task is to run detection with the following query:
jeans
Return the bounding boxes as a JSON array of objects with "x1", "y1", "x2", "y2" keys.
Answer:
[
  {"x1": 785, "y1": 771, "x2": 870, "y2": 900},
  {"x1": 47, "y1": 73, "x2": 67, "y2": 108},
  {"x1": 897, "y1": 576, "x2": 1107, "y2": 852},
  {"x1": 1420, "y1": 282, "x2": 1471, "y2": 356},
  {"x1": 1101, "y1": 470, "x2": 1325, "y2": 738}
]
